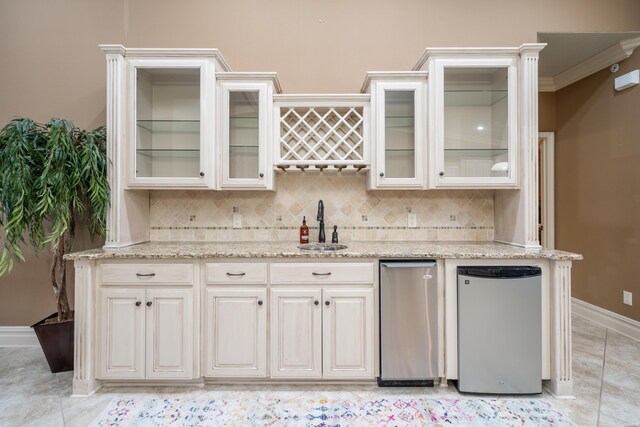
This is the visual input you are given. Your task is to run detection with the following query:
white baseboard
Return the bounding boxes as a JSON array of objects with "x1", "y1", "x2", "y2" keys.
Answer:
[
  {"x1": 572, "y1": 297, "x2": 640, "y2": 342},
  {"x1": 0, "y1": 326, "x2": 39, "y2": 347}
]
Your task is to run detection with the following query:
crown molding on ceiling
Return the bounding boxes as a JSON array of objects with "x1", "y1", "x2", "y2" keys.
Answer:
[{"x1": 538, "y1": 36, "x2": 640, "y2": 92}]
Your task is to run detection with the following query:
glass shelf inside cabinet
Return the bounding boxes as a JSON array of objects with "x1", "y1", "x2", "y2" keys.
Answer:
[
  {"x1": 136, "y1": 120, "x2": 200, "y2": 133},
  {"x1": 385, "y1": 116, "x2": 415, "y2": 128},
  {"x1": 229, "y1": 116, "x2": 259, "y2": 129},
  {"x1": 444, "y1": 148, "x2": 507, "y2": 156},
  {"x1": 444, "y1": 90, "x2": 507, "y2": 106},
  {"x1": 136, "y1": 148, "x2": 200, "y2": 158}
]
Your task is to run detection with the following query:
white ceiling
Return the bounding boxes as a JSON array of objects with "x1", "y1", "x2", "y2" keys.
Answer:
[{"x1": 538, "y1": 32, "x2": 640, "y2": 77}]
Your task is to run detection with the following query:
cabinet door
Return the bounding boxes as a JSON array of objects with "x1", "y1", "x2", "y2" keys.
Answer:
[
  {"x1": 145, "y1": 288, "x2": 194, "y2": 379},
  {"x1": 270, "y1": 288, "x2": 322, "y2": 378},
  {"x1": 128, "y1": 59, "x2": 214, "y2": 189},
  {"x1": 322, "y1": 289, "x2": 374, "y2": 379},
  {"x1": 372, "y1": 81, "x2": 426, "y2": 189},
  {"x1": 219, "y1": 81, "x2": 272, "y2": 189},
  {"x1": 205, "y1": 288, "x2": 267, "y2": 377},
  {"x1": 430, "y1": 57, "x2": 518, "y2": 188},
  {"x1": 99, "y1": 289, "x2": 145, "y2": 379}
]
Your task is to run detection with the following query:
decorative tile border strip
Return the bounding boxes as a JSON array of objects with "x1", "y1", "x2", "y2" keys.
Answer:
[{"x1": 150, "y1": 226, "x2": 494, "y2": 231}]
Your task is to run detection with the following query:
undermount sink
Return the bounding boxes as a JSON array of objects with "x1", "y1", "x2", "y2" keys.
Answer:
[{"x1": 298, "y1": 243, "x2": 348, "y2": 251}]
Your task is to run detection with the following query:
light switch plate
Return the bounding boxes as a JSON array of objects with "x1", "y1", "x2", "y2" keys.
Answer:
[
  {"x1": 408, "y1": 213, "x2": 417, "y2": 228},
  {"x1": 232, "y1": 214, "x2": 242, "y2": 229}
]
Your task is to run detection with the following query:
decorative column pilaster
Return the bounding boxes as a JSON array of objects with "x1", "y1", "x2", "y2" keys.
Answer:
[
  {"x1": 101, "y1": 45, "x2": 126, "y2": 248},
  {"x1": 547, "y1": 260, "x2": 574, "y2": 397},
  {"x1": 73, "y1": 260, "x2": 101, "y2": 396},
  {"x1": 519, "y1": 44, "x2": 545, "y2": 248}
]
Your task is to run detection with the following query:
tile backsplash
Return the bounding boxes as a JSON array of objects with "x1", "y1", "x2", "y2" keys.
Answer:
[{"x1": 149, "y1": 174, "x2": 494, "y2": 242}]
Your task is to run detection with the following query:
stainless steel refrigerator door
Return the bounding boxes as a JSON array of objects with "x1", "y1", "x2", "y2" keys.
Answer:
[
  {"x1": 380, "y1": 262, "x2": 438, "y2": 380},
  {"x1": 458, "y1": 274, "x2": 542, "y2": 394}
]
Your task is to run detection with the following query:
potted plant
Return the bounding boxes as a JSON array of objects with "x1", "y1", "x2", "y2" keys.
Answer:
[{"x1": 0, "y1": 118, "x2": 108, "y2": 372}]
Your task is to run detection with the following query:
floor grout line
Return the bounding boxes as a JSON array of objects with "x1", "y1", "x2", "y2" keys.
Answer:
[{"x1": 595, "y1": 328, "x2": 608, "y2": 427}]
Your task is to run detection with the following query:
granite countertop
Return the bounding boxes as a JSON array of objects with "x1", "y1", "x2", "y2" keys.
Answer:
[{"x1": 65, "y1": 241, "x2": 582, "y2": 261}]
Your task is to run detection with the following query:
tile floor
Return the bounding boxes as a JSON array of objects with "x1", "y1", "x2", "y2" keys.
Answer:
[{"x1": 0, "y1": 314, "x2": 638, "y2": 427}]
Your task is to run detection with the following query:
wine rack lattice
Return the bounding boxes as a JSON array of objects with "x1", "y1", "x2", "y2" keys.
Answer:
[{"x1": 277, "y1": 106, "x2": 367, "y2": 167}]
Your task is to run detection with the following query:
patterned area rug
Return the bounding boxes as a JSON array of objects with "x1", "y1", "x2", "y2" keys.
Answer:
[{"x1": 90, "y1": 397, "x2": 575, "y2": 426}]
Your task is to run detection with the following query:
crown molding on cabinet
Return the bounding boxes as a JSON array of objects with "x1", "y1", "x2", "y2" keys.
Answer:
[
  {"x1": 412, "y1": 44, "x2": 546, "y2": 71},
  {"x1": 216, "y1": 72, "x2": 283, "y2": 93},
  {"x1": 360, "y1": 71, "x2": 428, "y2": 93},
  {"x1": 538, "y1": 36, "x2": 640, "y2": 92},
  {"x1": 98, "y1": 44, "x2": 232, "y2": 72}
]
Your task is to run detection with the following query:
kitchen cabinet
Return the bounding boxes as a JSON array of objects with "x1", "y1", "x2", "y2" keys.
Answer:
[
  {"x1": 270, "y1": 287, "x2": 374, "y2": 379},
  {"x1": 99, "y1": 287, "x2": 194, "y2": 380},
  {"x1": 127, "y1": 58, "x2": 215, "y2": 189},
  {"x1": 427, "y1": 56, "x2": 518, "y2": 188},
  {"x1": 270, "y1": 288, "x2": 323, "y2": 378},
  {"x1": 364, "y1": 74, "x2": 427, "y2": 190},
  {"x1": 205, "y1": 288, "x2": 267, "y2": 377},
  {"x1": 218, "y1": 76, "x2": 277, "y2": 190}
]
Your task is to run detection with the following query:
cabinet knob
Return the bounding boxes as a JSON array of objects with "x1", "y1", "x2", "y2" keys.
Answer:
[
  {"x1": 135, "y1": 301, "x2": 142, "y2": 307},
  {"x1": 325, "y1": 300, "x2": 330, "y2": 306},
  {"x1": 259, "y1": 173, "x2": 264, "y2": 178},
  {"x1": 200, "y1": 172, "x2": 205, "y2": 177},
  {"x1": 439, "y1": 171, "x2": 444, "y2": 177},
  {"x1": 258, "y1": 300, "x2": 263, "y2": 306},
  {"x1": 379, "y1": 172, "x2": 384, "y2": 177},
  {"x1": 146, "y1": 301, "x2": 152, "y2": 307},
  {"x1": 314, "y1": 300, "x2": 319, "y2": 306}
]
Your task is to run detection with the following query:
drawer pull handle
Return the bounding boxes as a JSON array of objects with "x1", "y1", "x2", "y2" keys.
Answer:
[
  {"x1": 226, "y1": 272, "x2": 246, "y2": 277},
  {"x1": 146, "y1": 301, "x2": 152, "y2": 307},
  {"x1": 258, "y1": 300, "x2": 263, "y2": 306},
  {"x1": 135, "y1": 301, "x2": 142, "y2": 307},
  {"x1": 312, "y1": 272, "x2": 332, "y2": 276},
  {"x1": 314, "y1": 300, "x2": 320, "y2": 305},
  {"x1": 136, "y1": 273, "x2": 156, "y2": 277},
  {"x1": 325, "y1": 300, "x2": 331, "y2": 306}
]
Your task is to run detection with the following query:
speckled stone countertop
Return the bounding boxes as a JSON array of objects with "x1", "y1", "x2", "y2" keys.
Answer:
[{"x1": 65, "y1": 241, "x2": 582, "y2": 261}]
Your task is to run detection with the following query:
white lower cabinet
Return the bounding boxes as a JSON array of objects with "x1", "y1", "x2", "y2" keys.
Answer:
[
  {"x1": 270, "y1": 287, "x2": 374, "y2": 379},
  {"x1": 99, "y1": 287, "x2": 194, "y2": 380},
  {"x1": 322, "y1": 289, "x2": 374, "y2": 378},
  {"x1": 205, "y1": 288, "x2": 267, "y2": 377}
]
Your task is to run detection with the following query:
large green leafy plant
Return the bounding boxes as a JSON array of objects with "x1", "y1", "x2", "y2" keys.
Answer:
[{"x1": 0, "y1": 118, "x2": 108, "y2": 322}]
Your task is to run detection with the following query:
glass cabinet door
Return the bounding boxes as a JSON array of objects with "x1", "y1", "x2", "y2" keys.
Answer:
[
  {"x1": 220, "y1": 82, "x2": 270, "y2": 189},
  {"x1": 129, "y1": 60, "x2": 212, "y2": 188},
  {"x1": 434, "y1": 59, "x2": 517, "y2": 188},
  {"x1": 375, "y1": 81, "x2": 425, "y2": 188}
]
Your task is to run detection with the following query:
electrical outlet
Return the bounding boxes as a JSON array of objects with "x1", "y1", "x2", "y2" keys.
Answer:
[
  {"x1": 232, "y1": 214, "x2": 242, "y2": 229},
  {"x1": 623, "y1": 290, "x2": 633, "y2": 306},
  {"x1": 408, "y1": 213, "x2": 417, "y2": 228}
]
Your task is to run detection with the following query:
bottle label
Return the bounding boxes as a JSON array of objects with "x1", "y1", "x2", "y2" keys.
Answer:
[{"x1": 301, "y1": 235, "x2": 309, "y2": 242}]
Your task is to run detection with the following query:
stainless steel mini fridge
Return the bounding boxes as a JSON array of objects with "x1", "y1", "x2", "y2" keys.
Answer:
[
  {"x1": 378, "y1": 261, "x2": 438, "y2": 386},
  {"x1": 457, "y1": 266, "x2": 542, "y2": 394}
]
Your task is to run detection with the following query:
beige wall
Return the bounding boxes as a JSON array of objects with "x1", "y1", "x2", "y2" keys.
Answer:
[
  {"x1": 555, "y1": 49, "x2": 640, "y2": 321},
  {"x1": 539, "y1": 92, "x2": 556, "y2": 132},
  {"x1": 1, "y1": 0, "x2": 640, "y2": 325}
]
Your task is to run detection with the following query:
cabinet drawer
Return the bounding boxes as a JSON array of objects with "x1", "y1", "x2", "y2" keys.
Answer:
[
  {"x1": 206, "y1": 263, "x2": 267, "y2": 285},
  {"x1": 100, "y1": 263, "x2": 194, "y2": 285},
  {"x1": 270, "y1": 263, "x2": 374, "y2": 284}
]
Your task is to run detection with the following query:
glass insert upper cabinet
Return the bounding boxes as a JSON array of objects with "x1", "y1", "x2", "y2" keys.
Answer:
[
  {"x1": 128, "y1": 59, "x2": 214, "y2": 188},
  {"x1": 218, "y1": 78, "x2": 274, "y2": 190},
  {"x1": 366, "y1": 75, "x2": 427, "y2": 189},
  {"x1": 429, "y1": 57, "x2": 517, "y2": 188}
]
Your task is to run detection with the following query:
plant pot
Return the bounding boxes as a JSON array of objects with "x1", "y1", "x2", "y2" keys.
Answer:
[{"x1": 31, "y1": 313, "x2": 74, "y2": 373}]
